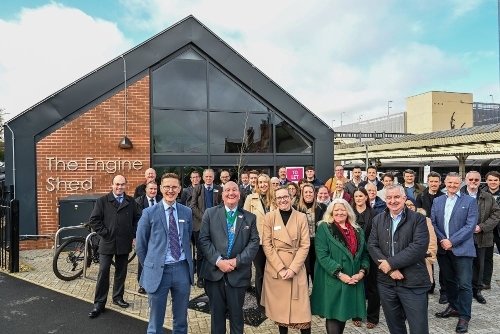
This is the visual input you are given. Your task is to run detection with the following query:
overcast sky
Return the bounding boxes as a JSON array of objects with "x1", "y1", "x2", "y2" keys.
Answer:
[{"x1": 0, "y1": 0, "x2": 498, "y2": 125}]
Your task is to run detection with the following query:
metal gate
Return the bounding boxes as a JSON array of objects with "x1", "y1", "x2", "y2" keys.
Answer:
[{"x1": 0, "y1": 181, "x2": 19, "y2": 272}]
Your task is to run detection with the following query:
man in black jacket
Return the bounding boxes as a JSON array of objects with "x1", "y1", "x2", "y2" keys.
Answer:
[
  {"x1": 88, "y1": 175, "x2": 142, "y2": 318},
  {"x1": 368, "y1": 185, "x2": 431, "y2": 334},
  {"x1": 416, "y1": 171, "x2": 446, "y2": 300}
]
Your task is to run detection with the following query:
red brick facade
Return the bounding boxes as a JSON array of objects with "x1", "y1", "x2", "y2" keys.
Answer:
[{"x1": 25, "y1": 75, "x2": 151, "y2": 250}]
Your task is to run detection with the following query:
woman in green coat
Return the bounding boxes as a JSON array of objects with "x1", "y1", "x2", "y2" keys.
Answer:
[{"x1": 310, "y1": 198, "x2": 370, "y2": 334}]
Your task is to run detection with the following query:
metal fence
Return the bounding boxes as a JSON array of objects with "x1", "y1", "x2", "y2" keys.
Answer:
[{"x1": 0, "y1": 181, "x2": 19, "y2": 272}]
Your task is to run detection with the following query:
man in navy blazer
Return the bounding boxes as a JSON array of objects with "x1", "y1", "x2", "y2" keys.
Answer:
[
  {"x1": 432, "y1": 172, "x2": 478, "y2": 334},
  {"x1": 136, "y1": 173, "x2": 194, "y2": 334},
  {"x1": 199, "y1": 181, "x2": 259, "y2": 334}
]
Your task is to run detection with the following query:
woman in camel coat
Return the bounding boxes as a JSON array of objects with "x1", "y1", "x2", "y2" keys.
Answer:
[
  {"x1": 261, "y1": 186, "x2": 311, "y2": 334},
  {"x1": 244, "y1": 173, "x2": 276, "y2": 311}
]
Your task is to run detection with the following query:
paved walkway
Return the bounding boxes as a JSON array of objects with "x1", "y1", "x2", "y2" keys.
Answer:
[{"x1": 8, "y1": 249, "x2": 500, "y2": 333}]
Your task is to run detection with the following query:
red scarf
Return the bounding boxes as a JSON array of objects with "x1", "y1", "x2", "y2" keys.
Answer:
[{"x1": 334, "y1": 221, "x2": 357, "y2": 257}]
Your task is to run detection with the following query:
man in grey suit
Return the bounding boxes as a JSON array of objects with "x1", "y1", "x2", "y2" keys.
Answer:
[
  {"x1": 136, "y1": 173, "x2": 194, "y2": 334},
  {"x1": 432, "y1": 172, "x2": 479, "y2": 334},
  {"x1": 199, "y1": 181, "x2": 259, "y2": 334},
  {"x1": 189, "y1": 168, "x2": 222, "y2": 288}
]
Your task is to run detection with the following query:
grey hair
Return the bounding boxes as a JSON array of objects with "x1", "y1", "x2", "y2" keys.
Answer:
[
  {"x1": 385, "y1": 184, "x2": 406, "y2": 197},
  {"x1": 446, "y1": 172, "x2": 462, "y2": 180}
]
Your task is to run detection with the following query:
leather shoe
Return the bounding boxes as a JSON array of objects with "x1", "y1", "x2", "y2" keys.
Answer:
[
  {"x1": 435, "y1": 306, "x2": 459, "y2": 318},
  {"x1": 196, "y1": 278, "x2": 204, "y2": 289},
  {"x1": 473, "y1": 291, "x2": 486, "y2": 304},
  {"x1": 482, "y1": 284, "x2": 491, "y2": 290},
  {"x1": 88, "y1": 306, "x2": 104, "y2": 318},
  {"x1": 138, "y1": 286, "x2": 146, "y2": 294},
  {"x1": 456, "y1": 318, "x2": 469, "y2": 333},
  {"x1": 112, "y1": 299, "x2": 130, "y2": 308},
  {"x1": 439, "y1": 294, "x2": 448, "y2": 304}
]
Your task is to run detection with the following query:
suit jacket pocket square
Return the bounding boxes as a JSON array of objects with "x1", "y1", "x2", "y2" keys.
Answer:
[
  {"x1": 244, "y1": 226, "x2": 250, "y2": 230},
  {"x1": 462, "y1": 207, "x2": 466, "y2": 209},
  {"x1": 179, "y1": 219, "x2": 185, "y2": 223}
]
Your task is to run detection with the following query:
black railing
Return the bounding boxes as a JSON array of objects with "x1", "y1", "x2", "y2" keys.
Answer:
[{"x1": 0, "y1": 182, "x2": 18, "y2": 273}]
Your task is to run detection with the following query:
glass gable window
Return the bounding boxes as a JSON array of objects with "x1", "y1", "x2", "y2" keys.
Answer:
[
  {"x1": 209, "y1": 112, "x2": 272, "y2": 154},
  {"x1": 153, "y1": 109, "x2": 207, "y2": 153},
  {"x1": 152, "y1": 50, "x2": 207, "y2": 109},
  {"x1": 151, "y1": 47, "x2": 313, "y2": 157},
  {"x1": 208, "y1": 64, "x2": 266, "y2": 112},
  {"x1": 275, "y1": 115, "x2": 313, "y2": 153}
]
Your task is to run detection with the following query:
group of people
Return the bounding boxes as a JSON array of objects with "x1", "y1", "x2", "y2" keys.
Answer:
[{"x1": 84, "y1": 165, "x2": 500, "y2": 334}]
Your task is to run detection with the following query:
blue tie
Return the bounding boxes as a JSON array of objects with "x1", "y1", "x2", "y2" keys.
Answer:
[
  {"x1": 117, "y1": 196, "x2": 123, "y2": 204},
  {"x1": 227, "y1": 211, "x2": 235, "y2": 258},
  {"x1": 168, "y1": 207, "x2": 181, "y2": 261}
]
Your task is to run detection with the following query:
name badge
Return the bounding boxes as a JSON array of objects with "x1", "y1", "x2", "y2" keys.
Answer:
[
  {"x1": 274, "y1": 226, "x2": 281, "y2": 231},
  {"x1": 179, "y1": 219, "x2": 185, "y2": 223},
  {"x1": 238, "y1": 215, "x2": 243, "y2": 219}
]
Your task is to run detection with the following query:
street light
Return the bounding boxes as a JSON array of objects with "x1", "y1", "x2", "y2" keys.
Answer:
[
  {"x1": 340, "y1": 111, "x2": 346, "y2": 125},
  {"x1": 490, "y1": 94, "x2": 494, "y2": 103},
  {"x1": 331, "y1": 119, "x2": 336, "y2": 128},
  {"x1": 387, "y1": 100, "x2": 393, "y2": 117}
]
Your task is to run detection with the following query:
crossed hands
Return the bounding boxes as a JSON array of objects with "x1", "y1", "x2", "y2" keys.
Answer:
[
  {"x1": 440, "y1": 239, "x2": 453, "y2": 251},
  {"x1": 217, "y1": 258, "x2": 237, "y2": 273},
  {"x1": 339, "y1": 272, "x2": 362, "y2": 285},
  {"x1": 378, "y1": 259, "x2": 404, "y2": 280},
  {"x1": 279, "y1": 268, "x2": 296, "y2": 280}
]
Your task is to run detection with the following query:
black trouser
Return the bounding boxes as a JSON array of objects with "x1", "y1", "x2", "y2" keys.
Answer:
[
  {"x1": 353, "y1": 258, "x2": 380, "y2": 324},
  {"x1": 94, "y1": 253, "x2": 128, "y2": 307},
  {"x1": 472, "y1": 245, "x2": 486, "y2": 293},
  {"x1": 483, "y1": 229, "x2": 500, "y2": 285},
  {"x1": 439, "y1": 267, "x2": 447, "y2": 295},
  {"x1": 305, "y1": 238, "x2": 316, "y2": 284},
  {"x1": 137, "y1": 261, "x2": 143, "y2": 284},
  {"x1": 252, "y1": 245, "x2": 266, "y2": 308},
  {"x1": 205, "y1": 279, "x2": 246, "y2": 334},
  {"x1": 192, "y1": 230, "x2": 203, "y2": 277}
]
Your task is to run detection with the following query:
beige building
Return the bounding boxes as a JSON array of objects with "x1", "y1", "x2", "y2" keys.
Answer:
[{"x1": 406, "y1": 91, "x2": 473, "y2": 133}]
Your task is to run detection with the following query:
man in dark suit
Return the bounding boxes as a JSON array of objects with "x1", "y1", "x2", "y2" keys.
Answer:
[
  {"x1": 416, "y1": 171, "x2": 446, "y2": 299},
  {"x1": 360, "y1": 166, "x2": 384, "y2": 191},
  {"x1": 432, "y1": 172, "x2": 479, "y2": 334},
  {"x1": 199, "y1": 181, "x2": 259, "y2": 334},
  {"x1": 134, "y1": 168, "x2": 156, "y2": 198},
  {"x1": 180, "y1": 171, "x2": 201, "y2": 205},
  {"x1": 88, "y1": 175, "x2": 141, "y2": 318},
  {"x1": 136, "y1": 173, "x2": 194, "y2": 334},
  {"x1": 189, "y1": 168, "x2": 222, "y2": 288},
  {"x1": 134, "y1": 181, "x2": 163, "y2": 294}
]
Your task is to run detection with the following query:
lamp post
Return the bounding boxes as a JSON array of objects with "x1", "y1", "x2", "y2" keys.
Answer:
[
  {"x1": 490, "y1": 94, "x2": 494, "y2": 103},
  {"x1": 332, "y1": 119, "x2": 336, "y2": 128},
  {"x1": 340, "y1": 112, "x2": 346, "y2": 125},
  {"x1": 387, "y1": 100, "x2": 393, "y2": 117}
]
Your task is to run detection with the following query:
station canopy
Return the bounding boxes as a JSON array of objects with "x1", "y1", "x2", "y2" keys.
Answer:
[{"x1": 334, "y1": 124, "x2": 500, "y2": 161}]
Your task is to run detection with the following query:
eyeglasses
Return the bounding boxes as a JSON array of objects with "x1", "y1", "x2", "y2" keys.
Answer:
[
  {"x1": 220, "y1": 175, "x2": 230, "y2": 179},
  {"x1": 275, "y1": 195, "x2": 290, "y2": 201},
  {"x1": 162, "y1": 186, "x2": 179, "y2": 191},
  {"x1": 468, "y1": 178, "x2": 480, "y2": 182}
]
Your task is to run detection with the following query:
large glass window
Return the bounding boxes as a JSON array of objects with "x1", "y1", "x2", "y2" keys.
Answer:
[
  {"x1": 153, "y1": 109, "x2": 207, "y2": 153},
  {"x1": 209, "y1": 112, "x2": 272, "y2": 154},
  {"x1": 275, "y1": 115, "x2": 313, "y2": 153},
  {"x1": 208, "y1": 64, "x2": 266, "y2": 112},
  {"x1": 152, "y1": 50, "x2": 207, "y2": 109}
]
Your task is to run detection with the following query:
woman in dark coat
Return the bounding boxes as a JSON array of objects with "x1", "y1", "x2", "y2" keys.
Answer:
[
  {"x1": 294, "y1": 183, "x2": 326, "y2": 284},
  {"x1": 351, "y1": 187, "x2": 379, "y2": 329},
  {"x1": 310, "y1": 198, "x2": 370, "y2": 334}
]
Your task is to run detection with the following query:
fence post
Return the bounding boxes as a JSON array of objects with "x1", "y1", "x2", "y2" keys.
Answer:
[{"x1": 9, "y1": 199, "x2": 19, "y2": 273}]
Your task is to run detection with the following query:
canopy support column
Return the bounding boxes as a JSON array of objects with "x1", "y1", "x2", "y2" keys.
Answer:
[{"x1": 454, "y1": 153, "x2": 469, "y2": 179}]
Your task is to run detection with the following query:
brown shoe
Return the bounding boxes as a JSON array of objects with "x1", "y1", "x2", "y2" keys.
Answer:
[
  {"x1": 456, "y1": 318, "x2": 468, "y2": 333},
  {"x1": 435, "y1": 306, "x2": 459, "y2": 318}
]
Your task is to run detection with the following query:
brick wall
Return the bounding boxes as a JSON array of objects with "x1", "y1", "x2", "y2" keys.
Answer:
[{"x1": 24, "y1": 75, "x2": 151, "y2": 250}]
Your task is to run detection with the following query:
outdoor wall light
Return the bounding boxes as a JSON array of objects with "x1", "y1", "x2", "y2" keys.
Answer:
[{"x1": 118, "y1": 54, "x2": 133, "y2": 149}]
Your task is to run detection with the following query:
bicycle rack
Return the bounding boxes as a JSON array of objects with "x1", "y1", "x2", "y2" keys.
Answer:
[
  {"x1": 83, "y1": 232, "x2": 97, "y2": 279},
  {"x1": 53, "y1": 224, "x2": 88, "y2": 256}
]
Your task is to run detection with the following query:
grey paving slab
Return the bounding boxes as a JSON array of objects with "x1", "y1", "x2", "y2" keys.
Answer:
[{"x1": 8, "y1": 249, "x2": 500, "y2": 333}]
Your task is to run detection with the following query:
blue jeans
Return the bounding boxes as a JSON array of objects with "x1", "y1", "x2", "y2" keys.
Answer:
[
  {"x1": 378, "y1": 283, "x2": 429, "y2": 334},
  {"x1": 147, "y1": 260, "x2": 191, "y2": 334},
  {"x1": 437, "y1": 251, "x2": 473, "y2": 321}
]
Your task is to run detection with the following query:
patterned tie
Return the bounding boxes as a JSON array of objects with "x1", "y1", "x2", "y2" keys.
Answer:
[
  {"x1": 227, "y1": 211, "x2": 236, "y2": 258},
  {"x1": 150, "y1": 198, "x2": 155, "y2": 207},
  {"x1": 168, "y1": 207, "x2": 181, "y2": 261},
  {"x1": 117, "y1": 196, "x2": 123, "y2": 204}
]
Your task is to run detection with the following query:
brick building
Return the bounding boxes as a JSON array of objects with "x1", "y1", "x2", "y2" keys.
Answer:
[{"x1": 4, "y1": 16, "x2": 333, "y2": 249}]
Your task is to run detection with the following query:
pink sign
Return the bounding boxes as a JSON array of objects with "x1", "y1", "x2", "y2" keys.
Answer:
[{"x1": 286, "y1": 167, "x2": 304, "y2": 183}]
